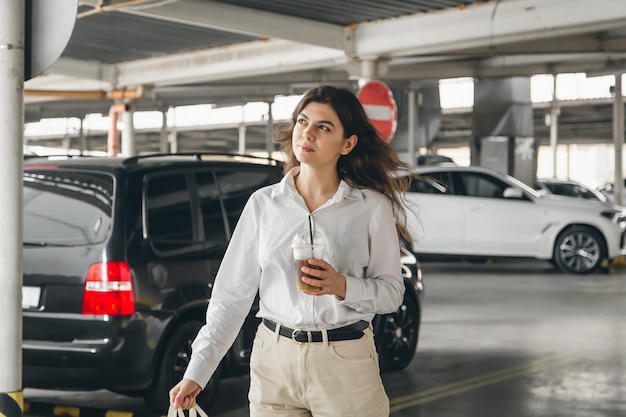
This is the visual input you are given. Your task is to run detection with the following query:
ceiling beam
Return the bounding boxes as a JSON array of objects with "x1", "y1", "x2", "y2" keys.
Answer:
[
  {"x1": 353, "y1": 0, "x2": 626, "y2": 58},
  {"x1": 39, "y1": 57, "x2": 112, "y2": 82},
  {"x1": 120, "y1": 0, "x2": 347, "y2": 50},
  {"x1": 102, "y1": 0, "x2": 626, "y2": 88},
  {"x1": 114, "y1": 38, "x2": 346, "y2": 87}
]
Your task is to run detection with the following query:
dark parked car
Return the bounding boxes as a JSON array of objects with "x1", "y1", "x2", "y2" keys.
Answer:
[{"x1": 22, "y1": 153, "x2": 424, "y2": 413}]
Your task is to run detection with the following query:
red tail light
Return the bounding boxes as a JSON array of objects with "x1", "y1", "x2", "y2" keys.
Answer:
[{"x1": 82, "y1": 262, "x2": 135, "y2": 315}]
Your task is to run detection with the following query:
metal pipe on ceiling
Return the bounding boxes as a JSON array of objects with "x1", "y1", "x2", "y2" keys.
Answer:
[{"x1": 24, "y1": 87, "x2": 145, "y2": 100}]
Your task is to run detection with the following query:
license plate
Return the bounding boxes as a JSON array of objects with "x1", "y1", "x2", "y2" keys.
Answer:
[{"x1": 22, "y1": 286, "x2": 41, "y2": 309}]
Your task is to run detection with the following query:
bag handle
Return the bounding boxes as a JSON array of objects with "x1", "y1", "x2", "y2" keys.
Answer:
[
  {"x1": 167, "y1": 405, "x2": 209, "y2": 417},
  {"x1": 189, "y1": 405, "x2": 209, "y2": 417}
]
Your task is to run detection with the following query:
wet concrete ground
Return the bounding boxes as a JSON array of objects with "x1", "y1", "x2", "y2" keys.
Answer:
[{"x1": 25, "y1": 259, "x2": 626, "y2": 417}]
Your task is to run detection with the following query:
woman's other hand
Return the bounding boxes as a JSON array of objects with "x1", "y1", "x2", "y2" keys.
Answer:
[{"x1": 169, "y1": 378, "x2": 202, "y2": 409}]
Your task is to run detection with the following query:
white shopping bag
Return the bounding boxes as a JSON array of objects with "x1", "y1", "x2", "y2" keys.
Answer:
[{"x1": 167, "y1": 404, "x2": 209, "y2": 417}]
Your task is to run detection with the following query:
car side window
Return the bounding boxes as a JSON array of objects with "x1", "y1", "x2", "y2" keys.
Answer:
[
  {"x1": 194, "y1": 170, "x2": 228, "y2": 243},
  {"x1": 422, "y1": 172, "x2": 454, "y2": 194},
  {"x1": 549, "y1": 184, "x2": 577, "y2": 197},
  {"x1": 459, "y1": 172, "x2": 508, "y2": 198},
  {"x1": 410, "y1": 177, "x2": 447, "y2": 194},
  {"x1": 215, "y1": 169, "x2": 275, "y2": 235},
  {"x1": 573, "y1": 185, "x2": 597, "y2": 200},
  {"x1": 145, "y1": 173, "x2": 195, "y2": 251}
]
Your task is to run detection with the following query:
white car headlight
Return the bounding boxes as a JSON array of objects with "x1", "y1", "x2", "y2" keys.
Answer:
[{"x1": 601, "y1": 210, "x2": 626, "y2": 228}]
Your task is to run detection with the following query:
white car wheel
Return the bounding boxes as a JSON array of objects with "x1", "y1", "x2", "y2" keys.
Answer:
[{"x1": 553, "y1": 226, "x2": 605, "y2": 274}]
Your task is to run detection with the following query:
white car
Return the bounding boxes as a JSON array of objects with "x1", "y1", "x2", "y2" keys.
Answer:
[
  {"x1": 535, "y1": 178, "x2": 610, "y2": 204},
  {"x1": 403, "y1": 166, "x2": 626, "y2": 274}
]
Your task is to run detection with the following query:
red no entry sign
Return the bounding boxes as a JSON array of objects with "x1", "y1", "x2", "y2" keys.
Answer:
[{"x1": 357, "y1": 80, "x2": 398, "y2": 142}]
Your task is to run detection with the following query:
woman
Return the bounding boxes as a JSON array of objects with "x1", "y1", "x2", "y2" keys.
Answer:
[{"x1": 170, "y1": 85, "x2": 411, "y2": 416}]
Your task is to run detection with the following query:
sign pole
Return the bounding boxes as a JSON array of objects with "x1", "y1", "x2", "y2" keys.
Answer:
[{"x1": 0, "y1": 0, "x2": 25, "y2": 416}]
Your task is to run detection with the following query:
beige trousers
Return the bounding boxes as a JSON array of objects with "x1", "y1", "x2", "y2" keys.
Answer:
[{"x1": 248, "y1": 321, "x2": 390, "y2": 417}]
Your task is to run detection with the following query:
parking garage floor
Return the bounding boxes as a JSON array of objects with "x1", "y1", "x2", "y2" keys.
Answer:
[{"x1": 24, "y1": 259, "x2": 626, "y2": 417}]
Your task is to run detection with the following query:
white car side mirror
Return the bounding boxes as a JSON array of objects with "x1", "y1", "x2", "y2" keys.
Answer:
[{"x1": 503, "y1": 187, "x2": 524, "y2": 199}]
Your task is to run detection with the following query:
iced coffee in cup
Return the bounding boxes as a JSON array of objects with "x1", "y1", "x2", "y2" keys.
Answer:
[{"x1": 292, "y1": 228, "x2": 325, "y2": 292}]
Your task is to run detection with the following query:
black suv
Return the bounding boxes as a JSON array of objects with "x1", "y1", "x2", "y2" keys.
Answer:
[{"x1": 22, "y1": 153, "x2": 424, "y2": 414}]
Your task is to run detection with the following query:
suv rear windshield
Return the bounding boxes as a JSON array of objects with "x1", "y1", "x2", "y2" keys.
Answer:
[{"x1": 23, "y1": 170, "x2": 114, "y2": 246}]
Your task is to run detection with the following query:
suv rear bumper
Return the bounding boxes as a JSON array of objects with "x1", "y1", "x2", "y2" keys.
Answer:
[
  {"x1": 23, "y1": 366, "x2": 150, "y2": 391},
  {"x1": 22, "y1": 311, "x2": 164, "y2": 391}
]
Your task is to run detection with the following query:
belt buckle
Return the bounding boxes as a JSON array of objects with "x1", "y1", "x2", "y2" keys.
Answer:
[{"x1": 291, "y1": 329, "x2": 312, "y2": 343}]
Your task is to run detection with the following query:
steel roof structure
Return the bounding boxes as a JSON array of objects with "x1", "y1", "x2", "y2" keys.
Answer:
[{"x1": 23, "y1": 0, "x2": 626, "y2": 153}]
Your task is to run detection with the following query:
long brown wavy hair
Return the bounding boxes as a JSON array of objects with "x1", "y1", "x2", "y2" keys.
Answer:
[{"x1": 275, "y1": 84, "x2": 413, "y2": 241}]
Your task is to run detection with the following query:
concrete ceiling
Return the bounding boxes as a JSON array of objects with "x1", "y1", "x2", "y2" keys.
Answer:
[{"x1": 23, "y1": 0, "x2": 626, "y2": 152}]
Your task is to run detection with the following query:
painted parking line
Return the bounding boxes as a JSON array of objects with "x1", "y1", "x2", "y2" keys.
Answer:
[
  {"x1": 24, "y1": 402, "x2": 152, "y2": 417},
  {"x1": 389, "y1": 354, "x2": 575, "y2": 413}
]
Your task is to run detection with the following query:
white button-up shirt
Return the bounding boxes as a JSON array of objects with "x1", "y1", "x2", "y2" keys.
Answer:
[{"x1": 184, "y1": 167, "x2": 404, "y2": 387}]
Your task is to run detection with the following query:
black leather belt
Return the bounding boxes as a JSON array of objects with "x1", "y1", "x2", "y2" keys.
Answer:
[{"x1": 262, "y1": 318, "x2": 368, "y2": 343}]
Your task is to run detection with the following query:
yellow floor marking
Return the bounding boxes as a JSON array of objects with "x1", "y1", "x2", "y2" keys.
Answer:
[
  {"x1": 390, "y1": 354, "x2": 575, "y2": 413},
  {"x1": 105, "y1": 411, "x2": 135, "y2": 417},
  {"x1": 52, "y1": 406, "x2": 80, "y2": 417}
]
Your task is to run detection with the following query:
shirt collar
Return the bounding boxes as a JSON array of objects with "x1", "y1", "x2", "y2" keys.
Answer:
[{"x1": 271, "y1": 166, "x2": 364, "y2": 202}]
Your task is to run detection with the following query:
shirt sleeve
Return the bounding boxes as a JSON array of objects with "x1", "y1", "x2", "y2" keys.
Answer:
[
  {"x1": 183, "y1": 193, "x2": 261, "y2": 388},
  {"x1": 340, "y1": 198, "x2": 405, "y2": 315}
]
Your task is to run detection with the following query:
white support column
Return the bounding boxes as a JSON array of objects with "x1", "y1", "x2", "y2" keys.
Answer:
[
  {"x1": 358, "y1": 59, "x2": 376, "y2": 88},
  {"x1": 62, "y1": 134, "x2": 71, "y2": 151},
  {"x1": 549, "y1": 75, "x2": 560, "y2": 178},
  {"x1": 416, "y1": 92, "x2": 424, "y2": 153},
  {"x1": 238, "y1": 124, "x2": 247, "y2": 155},
  {"x1": 78, "y1": 117, "x2": 86, "y2": 154},
  {"x1": 160, "y1": 109, "x2": 169, "y2": 153},
  {"x1": 121, "y1": 106, "x2": 136, "y2": 157},
  {"x1": 566, "y1": 144, "x2": 571, "y2": 179},
  {"x1": 169, "y1": 130, "x2": 178, "y2": 153},
  {"x1": 614, "y1": 74, "x2": 624, "y2": 206},
  {"x1": 266, "y1": 102, "x2": 274, "y2": 157},
  {"x1": 169, "y1": 107, "x2": 178, "y2": 153},
  {"x1": 407, "y1": 90, "x2": 416, "y2": 167},
  {"x1": 238, "y1": 105, "x2": 246, "y2": 155},
  {"x1": 0, "y1": 0, "x2": 24, "y2": 395}
]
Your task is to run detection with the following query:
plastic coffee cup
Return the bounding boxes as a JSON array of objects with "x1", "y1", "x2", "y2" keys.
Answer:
[{"x1": 292, "y1": 243, "x2": 325, "y2": 292}]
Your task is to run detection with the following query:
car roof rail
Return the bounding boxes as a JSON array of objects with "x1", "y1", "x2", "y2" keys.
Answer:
[
  {"x1": 122, "y1": 152, "x2": 284, "y2": 167},
  {"x1": 23, "y1": 153, "x2": 95, "y2": 160}
]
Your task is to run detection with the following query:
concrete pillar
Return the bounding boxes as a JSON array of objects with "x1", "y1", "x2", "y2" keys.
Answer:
[
  {"x1": 78, "y1": 117, "x2": 86, "y2": 154},
  {"x1": 160, "y1": 109, "x2": 169, "y2": 154},
  {"x1": 358, "y1": 59, "x2": 376, "y2": 88},
  {"x1": 238, "y1": 124, "x2": 247, "y2": 155},
  {"x1": 238, "y1": 105, "x2": 246, "y2": 154},
  {"x1": 62, "y1": 134, "x2": 71, "y2": 152},
  {"x1": 346, "y1": 58, "x2": 388, "y2": 88},
  {"x1": 169, "y1": 107, "x2": 178, "y2": 153},
  {"x1": 266, "y1": 102, "x2": 274, "y2": 157},
  {"x1": 121, "y1": 106, "x2": 136, "y2": 157},
  {"x1": 0, "y1": 0, "x2": 24, "y2": 402},
  {"x1": 107, "y1": 104, "x2": 119, "y2": 156},
  {"x1": 549, "y1": 75, "x2": 560, "y2": 178},
  {"x1": 389, "y1": 85, "x2": 440, "y2": 164},
  {"x1": 407, "y1": 90, "x2": 416, "y2": 167},
  {"x1": 613, "y1": 74, "x2": 624, "y2": 206},
  {"x1": 472, "y1": 77, "x2": 536, "y2": 185},
  {"x1": 169, "y1": 130, "x2": 178, "y2": 153}
]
